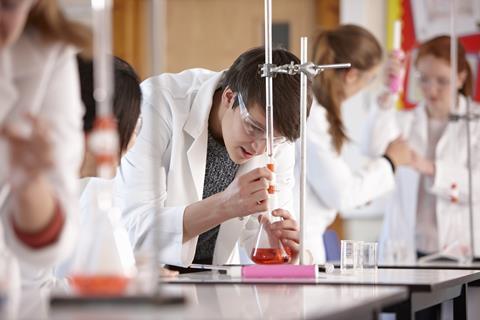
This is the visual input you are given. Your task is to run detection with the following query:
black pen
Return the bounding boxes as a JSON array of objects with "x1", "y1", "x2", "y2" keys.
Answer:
[{"x1": 318, "y1": 263, "x2": 334, "y2": 273}]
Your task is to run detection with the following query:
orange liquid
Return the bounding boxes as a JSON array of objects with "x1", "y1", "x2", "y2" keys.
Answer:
[
  {"x1": 69, "y1": 275, "x2": 130, "y2": 296},
  {"x1": 267, "y1": 163, "x2": 276, "y2": 194},
  {"x1": 266, "y1": 163, "x2": 275, "y2": 172},
  {"x1": 251, "y1": 248, "x2": 291, "y2": 264}
]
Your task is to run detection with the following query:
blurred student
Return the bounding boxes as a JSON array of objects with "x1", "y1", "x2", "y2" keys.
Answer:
[
  {"x1": 366, "y1": 35, "x2": 480, "y2": 262},
  {"x1": 295, "y1": 25, "x2": 412, "y2": 263},
  {"x1": 0, "y1": 0, "x2": 89, "y2": 290}
]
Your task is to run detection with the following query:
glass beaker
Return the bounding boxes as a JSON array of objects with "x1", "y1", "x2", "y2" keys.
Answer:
[
  {"x1": 68, "y1": 181, "x2": 136, "y2": 296},
  {"x1": 340, "y1": 240, "x2": 363, "y2": 271},
  {"x1": 362, "y1": 242, "x2": 378, "y2": 269}
]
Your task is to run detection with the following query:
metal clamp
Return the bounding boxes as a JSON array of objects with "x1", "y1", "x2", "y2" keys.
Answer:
[
  {"x1": 449, "y1": 113, "x2": 480, "y2": 122},
  {"x1": 259, "y1": 63, "x2": 278, "y2": 78},
  {"x1": 261, "y1": 62, "x2": 351, "y2": 78}
]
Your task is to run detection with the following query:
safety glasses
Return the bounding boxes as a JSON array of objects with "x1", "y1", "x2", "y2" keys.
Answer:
[
  {"x1": 237, "y1": 93, "x2": 287, "y2": 146},
  {"x1": 415, "y1": 72, "x2": 451, "y2": 89}
]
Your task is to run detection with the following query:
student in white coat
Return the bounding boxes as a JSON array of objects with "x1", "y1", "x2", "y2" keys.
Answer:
[
  {"x1": 366, "y1": 35, "x2": 480, "y2": 263},
  {"x1": 295, "y1": 25, "x2": 412, "y2": 263},
  {"x1": 115, "y1": 47, "x2": 310, "y2": 268},
  {"x1": 63, "y1": 55, "x2": 177, "y2": 278},
  {"x1": 0, "y1": 0, "x2": 88, "y2": 293}
]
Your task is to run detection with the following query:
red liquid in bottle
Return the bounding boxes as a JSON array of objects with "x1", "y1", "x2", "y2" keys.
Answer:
[
  {"x1": 69, "y1": 275, "x2": 130, "y2": 296},
  {"x1": 251, "y1": 248, "x2": 291, "y2": 264}
]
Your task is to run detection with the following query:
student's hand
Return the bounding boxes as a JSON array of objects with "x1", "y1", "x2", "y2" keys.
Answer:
[
  {"x1": 384, "y1": 51, "x2": 405, "y2": 89},
  {"x1": 159, "y1": 267, "x2": 179, "y2": 278},
  {"x1": 377, "y1": 91, "x2": 395, "y2": 110},
  {"x1": 378, "y1": 51, "x2": 406, "y2": 109},
  {"x1": 269, "y1": 209, "x2": 300, "y2": 263},
  {"x1": 220, "y1": 167, "x2": 273, "y2": 219},
  {"x1": 411, "y1": 151, "x2": 435, "y2": 176},
  {"x1": 1, "y1": 114, "x2": 54, "y2": 185},
  {"x1": 1, "y1": 115, "x2": 57, "y2": 233},
  {"x1": 385, "y1": 137, "x2": 412, "y2": 167}
]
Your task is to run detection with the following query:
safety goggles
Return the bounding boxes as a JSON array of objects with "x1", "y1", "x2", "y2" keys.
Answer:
[
  {"x1": 237, "y1": 93, "x2": 287, "y2": 146},
  {"x1": 415, "y1": 72, "x2": 451, "y2": 89}
]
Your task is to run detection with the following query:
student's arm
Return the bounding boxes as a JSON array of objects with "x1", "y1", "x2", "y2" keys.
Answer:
[
  {"x1": 308, "y1": 107, "x2": 396, "y2": 212},
  {"x1": 2, "y1": 116, "x2": 63, "y2": 249},
  {"x1": 428, "y1": 125, "x2": 480, "y2": 204},
  {"x1": 182, "y1": 167, "x2": 272, "y2": 242},
  {"x1": 3, "y1": 45, "x2": 84, "y2": 267},
  {"x1": 361, "y1": 98, "x2": 403, "y2": 157},
  {"x1": 0, "y1": 50, "x2": 18, "y2": 109}
]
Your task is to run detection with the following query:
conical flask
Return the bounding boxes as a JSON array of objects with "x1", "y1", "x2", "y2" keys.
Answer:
[
  {"x1": 250, "y1": 162, "x2": 291, "y2": 264},
  {"x1": 68, "y1": 181, "x2": 136, "y2": 296}
]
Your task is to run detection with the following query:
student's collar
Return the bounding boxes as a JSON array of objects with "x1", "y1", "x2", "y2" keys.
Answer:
[
  {"x1": 456, "y1": 94, "x2": 468, "y2": 114},
  {"x1": 417, "y1": 94, "x2": 469, "y2": 118},
  {"x1": 184, "y1": 70, "x2": 226, "y2": 139}
]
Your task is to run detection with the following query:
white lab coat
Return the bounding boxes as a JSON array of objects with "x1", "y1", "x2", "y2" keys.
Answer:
[
  {"x1": 0, "y1": 30, "x2": 83, "y2": 287},
  {"x1": 365, "y1": 96, "x2": 480, "y2": 262},
  {"x1": 294, "y1": 99, "x2": 395, "y2": 263},
  {"x1": 114, "y1": 68, "x2": 295, "y2": 267}
]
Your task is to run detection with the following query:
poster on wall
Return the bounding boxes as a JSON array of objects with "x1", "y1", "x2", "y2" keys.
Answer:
[
  {"x1": 401, "y1": 0, "x2": 480, "y2": 108},
  {"x1": 411, "y1": 0, "x2": 480, "y2": 41}
]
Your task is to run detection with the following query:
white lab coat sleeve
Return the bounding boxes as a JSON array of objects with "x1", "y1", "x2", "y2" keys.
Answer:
[
  {"x1": 0, "y1": 50, "x2": 18, "y2": 110},
  {"x1": 430, "y1": 140, "x2": 480, "y2": 205},
  {"x1": 3, "y1": 45, "x2": 83, "y2": 268},
  {"x1": 115, "y1": 83, "x2": 196, "y2": 267},
  {"x1": 308, "y1": 120, "x2": 395, "y2": 212},
  {"x1": 361, "y1": 103, "x2": 402, "y2": 157},
  {"x1": 238, "y1": 142, "x2": 296, "y2": 256}
]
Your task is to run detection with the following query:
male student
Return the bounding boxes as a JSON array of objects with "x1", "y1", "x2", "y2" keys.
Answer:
[{"x1": 115, "y1": 47, "x2": 312, "y2": 267}]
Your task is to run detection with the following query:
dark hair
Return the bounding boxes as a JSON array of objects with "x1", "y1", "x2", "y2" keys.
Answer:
[
  {"x1": 415, "y1": 35, "x2": 473, "y2": 98},
  {"x1": 78, "y1": 55, "x2": 142, "y2": 154},
  {"x1": 28, "y1": 0, "x2": 92, "y2": 53},
  {"x1": 312, "y1": 24, "x2": 382, "y2": 153},
  {"x1": 220, "y1": 47, "x2": 312, "y2": 142}
]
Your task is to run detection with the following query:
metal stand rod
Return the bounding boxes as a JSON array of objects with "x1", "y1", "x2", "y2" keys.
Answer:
[
  {"x1": 264, "y1": 0, "x2": 274, "y2": 160},
  {"x1": 449, "y1": 0, "x2": 474, "y2": 260},
  {"x1": 91, "y1": 0, "x2": 113, "y2": 118},
  {"x1": 450, "y1": 0, "x2": 457, "y2": 115},
  {"x1": 149, "y1": 0, "x2": 162, "y2": 295},
  {"x1": 466, "y1": 97, "x2": 475, "y2": 258},
  {"x1": 299, "y1": 37, "x2": 308, "y2": 265}
]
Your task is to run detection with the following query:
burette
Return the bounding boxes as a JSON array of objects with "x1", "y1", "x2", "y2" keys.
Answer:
[
  {"x1": 264, "y1": 0, "x2": 276, "y2": 200},
  {"x1": 90, "y1": 0, "x2": 118, "y2": 179}
]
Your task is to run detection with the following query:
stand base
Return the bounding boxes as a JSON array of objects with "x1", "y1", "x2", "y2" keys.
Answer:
[
  {"x1": 241, "y1": 264, "x2": 318, "y2": 279},
  {"x1": 50, "y1": 293, "x2": 185, "y2": 307}
]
